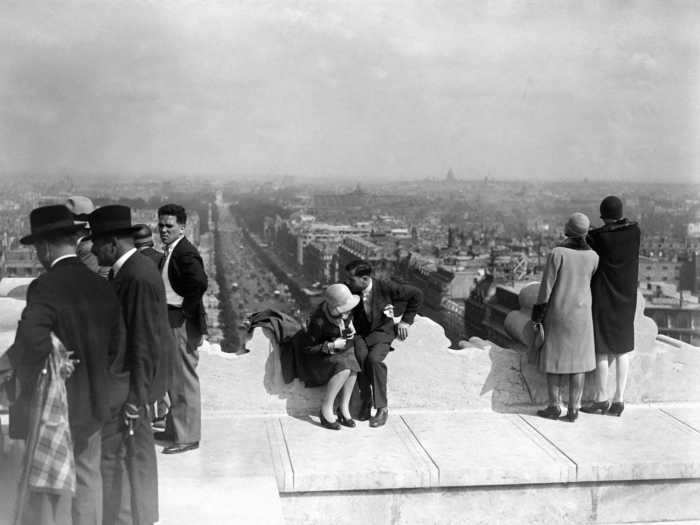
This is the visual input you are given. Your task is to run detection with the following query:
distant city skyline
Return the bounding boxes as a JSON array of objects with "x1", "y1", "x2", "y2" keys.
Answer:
[{"x1": 0, "y1": 1, "x2": 698, "y2": 183}]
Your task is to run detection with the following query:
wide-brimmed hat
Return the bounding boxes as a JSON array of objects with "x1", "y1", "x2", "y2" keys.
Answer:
[
  {"x1": 325, "y1": 283, "x2": 360, "y2": 314},
  {"x1": 86, "y1": 205, "x2": 140, "y2": 240},
  {"x1": 65, "y1": 195, "x2": 95, "y2": 225},
  {"x1": 564, "y1": 212, "x2": 590, "y2": 238},
  {"x1": 20, "y1": 205, "x2": 86, "y2": 245}
]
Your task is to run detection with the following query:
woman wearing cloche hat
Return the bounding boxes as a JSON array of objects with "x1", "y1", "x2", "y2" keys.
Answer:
[
  {"x1": 532, "y1": 212, "x2": 599, "y2": 422},
  {"x1": 303, "y1": 283, "x2": 362, "y2": 430}
]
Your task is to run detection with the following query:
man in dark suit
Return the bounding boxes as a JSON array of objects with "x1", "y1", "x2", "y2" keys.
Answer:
[
  {"x1": 345, "y1": 260, "x2": 423, "y2": 427},
  {"x1": 155, "y1": 203, "x2": 208, "y2": 454},
  {"x1": 6, "y1": 205, "x2": 125, "y2": 525},
  {"x1": 90, "y1": 205, "x2": 172, "y2": 525}
]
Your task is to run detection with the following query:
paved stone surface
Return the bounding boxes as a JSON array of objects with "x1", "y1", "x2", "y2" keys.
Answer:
[
  {"x1": 278, "y1": 414, "x2": 437, "y2": 492},
  {"x1": 159, "y1": 475, "x2": 283, "y2": 525},
  {"x1": 522, "y1": 407, "x2": 700, "y2": 482},
  {"x1": 402, "y1": 412, "x2": 575, "y2": 486},
  {"x1": 157, "y1": 417, "x2": 275, "y2": 479},
  {"x1": 663, "y1": 406, "x2": 700, "y2": 433},
  {"x1": 157, "y1": 416, "x2": 284, "y2": 525}
]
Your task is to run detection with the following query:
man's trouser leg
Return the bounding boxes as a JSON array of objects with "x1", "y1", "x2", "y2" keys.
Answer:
[
  {"x1": 365, "y1": 342, "x2": 392, "y2": 409},
  {"x1": 128, "y1": 411, "x2": 159, "y2": 525},
  {"x1": 73, "y1": 428, "x2": 103, "y2": 525},
  {"x1": 101, "y1": 417, "x2": 131, "y2": 525},
  {"x1": 165, "y1": 322, "x2": 201, "y2": 444},
  {"x1": 353, "y1": 336, "x2": 372, "y2": 407},
  {"x1": 23, "y1": 491, "x2": 71, "y2": 525}
]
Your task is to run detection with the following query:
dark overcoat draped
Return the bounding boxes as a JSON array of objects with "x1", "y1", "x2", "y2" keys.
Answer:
[{"x1": 587, "y1": 219, "x2": 641, "y2": 355}]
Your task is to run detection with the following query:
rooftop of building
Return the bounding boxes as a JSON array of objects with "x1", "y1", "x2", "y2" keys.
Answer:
[{"x1": 1, "y1": 278, "x2": 699, "y2": 523}]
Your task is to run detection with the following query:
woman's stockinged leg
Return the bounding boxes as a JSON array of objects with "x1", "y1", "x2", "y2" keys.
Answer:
[
  {"x1": 594, "y1": 353, "x2": 610, "y2": 402},
  {"x1": 569, "y1": 373, "x2": 585, "y2": 410},
  {"x1": 322, "y1": 369, "x2": 350, "y2": 422},
  {"x1": 546, "y1": 373, "x2": 562, "y2": 407},
  {"x1": 613, "y1": 353, "x2": 631, "y2": 403},
  {"x1": 339, "y1": 372, "x2": 357, "y2": 419}
]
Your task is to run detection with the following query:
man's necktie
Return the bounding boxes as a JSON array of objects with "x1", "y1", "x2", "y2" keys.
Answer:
[{"x1": 159, "y1": 246, "x2": 169, "y2": 271}]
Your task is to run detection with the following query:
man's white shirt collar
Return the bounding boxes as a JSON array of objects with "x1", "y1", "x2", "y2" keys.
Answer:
[
  {"x1": 112, "y1": 248, "x2": 137, "y2": 278},
  {"x1": 51, "y1": 254, "x2": 77, "y2": 268},
  {"x1": 164, "y1": 235, "x2": 184, "y2": 255}
]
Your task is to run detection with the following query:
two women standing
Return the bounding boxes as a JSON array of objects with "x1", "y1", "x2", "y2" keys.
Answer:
[{"x1": 535, "y1": 196, "x2": 641, "y2": 421}]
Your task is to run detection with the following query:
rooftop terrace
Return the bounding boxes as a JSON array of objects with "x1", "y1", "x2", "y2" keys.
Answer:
[{"x1": 1, "y1": 286, "x2": 700, "y2": 524}]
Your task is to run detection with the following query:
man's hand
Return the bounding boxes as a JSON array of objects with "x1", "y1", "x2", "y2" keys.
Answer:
[
  {"x1": 59, "y1": 350, "x2": 80, "y2": 379},
  {"x1": 123, "y1": 403, "x2": 140, "y2": 422},
  {"x1": 397, "y1": 321, "x2": 410, "y2": 341}
]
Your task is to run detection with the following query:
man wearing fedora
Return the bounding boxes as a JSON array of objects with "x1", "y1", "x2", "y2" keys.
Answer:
[
  {"x1": 90, "y1": 205, "x2": 172, "y2": 525},
  {"x1": 155, "y1": 203, "x2": 208, "y2": 454},
  {"x1": 6, "y1": 205, "x2": 125, "y2": 525}
]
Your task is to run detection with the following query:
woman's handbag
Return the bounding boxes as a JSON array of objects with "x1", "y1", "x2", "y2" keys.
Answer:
[{"x1": 527, "y1": 321, "x2": 545, "y2": 365}]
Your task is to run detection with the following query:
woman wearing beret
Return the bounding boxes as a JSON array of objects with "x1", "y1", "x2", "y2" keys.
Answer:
[
  {"x1": 533, "y1": 213, "x2": 599, "y2": 422},
  {"x1": 304, "y1": 283, "x2": 361, "y2": 430}
]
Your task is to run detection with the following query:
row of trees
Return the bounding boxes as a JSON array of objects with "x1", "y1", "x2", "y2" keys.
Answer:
[{"x1": 213, "y1": 221, "x2": 241, "y2": 353}]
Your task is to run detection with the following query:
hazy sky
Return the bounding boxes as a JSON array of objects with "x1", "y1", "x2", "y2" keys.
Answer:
[{"x1": 1, "y1": 1, "x2": 698, "y2": 182}]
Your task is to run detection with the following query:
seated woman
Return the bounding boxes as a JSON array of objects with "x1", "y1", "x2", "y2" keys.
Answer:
[
  {"x1": 534, "y1": 212, "x2": 599, "y2": 422},
  {"x1": 304, "y1": 283, "x2": 362, "y2": 430}
]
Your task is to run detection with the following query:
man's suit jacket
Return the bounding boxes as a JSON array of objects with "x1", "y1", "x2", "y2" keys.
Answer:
[
  {"x1": 165, "y1": 236, "x2": 208, "y2": 338},
  {"x1": 139, "y1": 246, "x2": 163, "y2": 269},
  {"x1": 112, "y1": 251, "x2": 173, "y2": 407},
  {"x1": 8, "y1": 257, "x2": 125, "y2": 438},
  {"x1": 352, "y1": 278, "x2": 423, "y2": 347}
]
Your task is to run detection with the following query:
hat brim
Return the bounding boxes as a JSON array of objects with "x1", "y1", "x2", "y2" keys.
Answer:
[
  {"x1": 84, "y1": 225, "x2": 141, "y2": 242},
  {"x1": 334, "y1": 294, "x2": 361, "y2": 314},
  {"x1": 20, "y1": 223, "x2": 87, "y2": 245}
]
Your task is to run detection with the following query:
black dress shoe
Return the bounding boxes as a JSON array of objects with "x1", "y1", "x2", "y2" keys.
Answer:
[
  {"x1": 608, "y1": 402, "x2": 625, "y2": 417},
  {"x1": 580, "y1": 400, "x2": 610, "y2": 415},
  {"x1": 536, "y1": 406, "x2": 562, "y2": 420},
  {"x1": 369, "y1": 407, "x2": 388, "y2": 428},
  {"x1": 319, "y1": 411, "x2": 341, "y2": 430},
  {"x1": 564, "y1": 409, "x2": 579, "y2": 422},
  {"x1": 162, "y1": 442, "x2": 199, "y2": 454},
  {"x1": 337, "y1": 410, "x2": 356, "y2": 428}
]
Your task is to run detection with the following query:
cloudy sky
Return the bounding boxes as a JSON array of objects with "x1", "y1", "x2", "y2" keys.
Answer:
[{"x1": 0, "y1": 1, "x2": 698, "y2": 182}]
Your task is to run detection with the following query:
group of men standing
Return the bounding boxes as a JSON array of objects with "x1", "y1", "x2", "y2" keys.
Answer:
[{"x1": 1, "y1": 199, "x2": 208, "y2": 525}]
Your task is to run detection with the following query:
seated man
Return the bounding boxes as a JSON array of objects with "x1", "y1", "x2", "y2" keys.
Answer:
[{"x1": 344, "y1": 260, "x2": 423, "y2": 428}]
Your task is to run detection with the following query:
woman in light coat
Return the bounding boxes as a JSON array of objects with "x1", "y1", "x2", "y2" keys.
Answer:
[{"x1": 533, "y1": 213, "x2": 599, "y2": 422}]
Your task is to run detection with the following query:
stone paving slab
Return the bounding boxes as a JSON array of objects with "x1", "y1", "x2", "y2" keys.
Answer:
[
  {"x1": 278, "y1": 414, "x2": 438, "y2": 492},
  {"x1": 159, "y1": 475, "x2": 283, "y2": 525},
  {"x1": 521, "y1": 407, "x2": 700, "y2": 482},
  {"x1": 402, "y1": 412, "x2": 575, "y2": 487},
  {"x1": 662, "y1": 406, "x2": 700, "y2": 434},
  {"x1": 158, "y1": 417, "x2": 275, "y2": 479}
]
